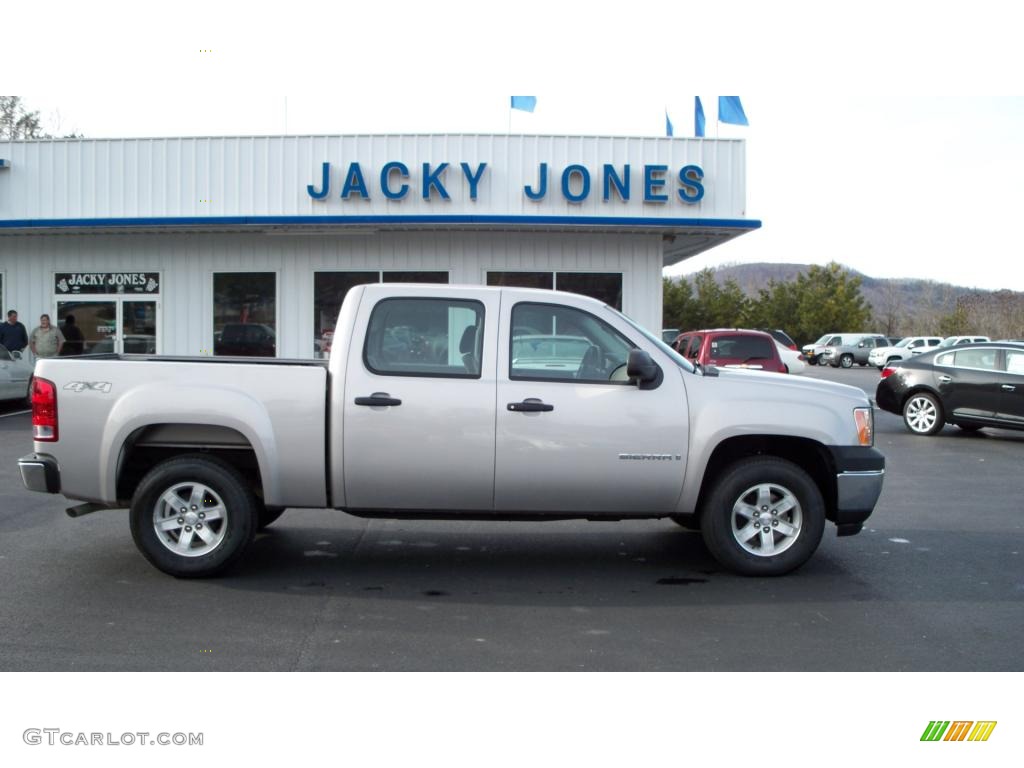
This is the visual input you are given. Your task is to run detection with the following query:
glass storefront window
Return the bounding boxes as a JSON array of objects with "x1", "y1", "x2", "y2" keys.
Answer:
[
  {"x1": 486, "y1": 272, "x2": 554, "y2": 290},
  {"x1": 555, "y1": 272, "x2": 623, "y2": 310},
  {"x1": 314, "y1": 272, "x2": 378, "y2": 358},
  {"x1": 382, "y1": 271, "x2": 449, "y2": 283},
  {"x1": 213, "y1": 272, "x2": 276, "y2": 357}
]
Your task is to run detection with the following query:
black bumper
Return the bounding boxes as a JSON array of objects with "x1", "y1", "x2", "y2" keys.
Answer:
[
  {"x1": 826, "y1": 446, "x2": 885, "y2": 535},
  {"x1": 18, "y1": 453, "x2": 61, "y2": 494}
]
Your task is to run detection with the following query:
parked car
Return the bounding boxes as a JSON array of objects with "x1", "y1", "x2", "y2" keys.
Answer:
[
  {"x1": 875, "y1": 342, "x2": 1024, "y2": 435},
  {"x1": 867, "y1": 336, "x2": 943, "y2": 369},
  {"x1": 760, "y1": 329, "x2": 798, "y2": 350},
  {"x1": 673, "y1": 329, "x2": 787, "y2": 373},
  {"x1": 936, "y1": 335, "x2": 990, "y2": 348},
  {"x1": 0, "y1": 344, "x2": 32, "y2": 404},
  {"x1": 775, "y1": 341, "x2": 806, "y2": 374},
  {"x1": 19, "y1": 284, "x2": 884, "y2": 578},
  {"x1": 214, "y1": 323, "x2": 276, "y2": 357},
  {"x1": 822, "y1": 335, "x2": 890, "y2": 368},
  {"x1": 802, "y1": 333, "x2": 874, "y2": 366}
]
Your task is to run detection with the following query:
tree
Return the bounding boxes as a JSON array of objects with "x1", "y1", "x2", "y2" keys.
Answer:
[
  {"x1": 0, "y1": 96, "x2": 48, "y2": 139},
  {"x1": 662, "y1": 276, "x2": 697, "y2": 330},
  {"x1": 790, "y1": 263, "x2": 873, "y2": 344}
]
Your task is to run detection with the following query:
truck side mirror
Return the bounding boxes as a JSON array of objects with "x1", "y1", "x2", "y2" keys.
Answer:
[{"x1": 627, "y1": 349, "x2": 659, "y2": 386}]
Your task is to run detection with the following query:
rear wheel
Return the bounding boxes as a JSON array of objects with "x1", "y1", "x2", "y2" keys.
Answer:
[
  {"x1": 700, "y1": 457, "x2": 825, "y2": 576},
  {"x1": 902, "y1": 392, "x2": 944, "y2": 436},
  {"x1": 130, "y1": 454, "x2": 256, "y2": 577}
]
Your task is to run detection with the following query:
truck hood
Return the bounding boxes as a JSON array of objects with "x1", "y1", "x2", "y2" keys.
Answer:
[{"x1": 702, "y1": 366, "x2": 870, "y2": 405}]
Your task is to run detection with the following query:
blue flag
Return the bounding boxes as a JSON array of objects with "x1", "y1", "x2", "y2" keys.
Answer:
[
  {"x1": 510, "y1": 96, "x2": 537, "y2": 113},
  {"x1": 665, "y1": 110, "x2": 674, "y2": 137},
  {"x1": 695, "y1": 96, "x2": 706, "y2": 137},
  {"x1": 718, "y1": 96, "x2": 748, "y2": 126}
]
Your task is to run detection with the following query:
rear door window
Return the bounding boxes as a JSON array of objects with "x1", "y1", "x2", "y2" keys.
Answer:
[{"x1": 364, "y1": 297, "x2": 484, "y2": 378}]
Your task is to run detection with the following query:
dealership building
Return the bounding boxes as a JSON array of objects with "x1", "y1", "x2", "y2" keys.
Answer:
[{"x1": 0, "y1": 134, "x2": 758, "y2": 358}]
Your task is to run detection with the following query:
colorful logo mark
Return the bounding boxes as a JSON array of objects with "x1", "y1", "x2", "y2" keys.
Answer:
[{"x1": 921, "y1": 721, "x2": 997, "y2": 742}]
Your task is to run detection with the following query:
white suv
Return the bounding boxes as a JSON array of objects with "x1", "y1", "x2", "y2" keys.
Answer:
[
  {"x1": 867, "y1": 336, "x2": 943, "y2": 369},
  {"x1": 936, "y1": 335, "x2": 990, "y2": 348}
]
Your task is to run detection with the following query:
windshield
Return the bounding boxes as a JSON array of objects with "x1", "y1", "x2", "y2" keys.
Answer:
[
  {"x1": 895, "y1": 338, "x2": 913, "y2": 348},
  {"x1": 607, "y1": 307, "x2": 695, "y2": 373},
  {"x1": 812, "y1": 334, "x2": 831, "y2": 345}
]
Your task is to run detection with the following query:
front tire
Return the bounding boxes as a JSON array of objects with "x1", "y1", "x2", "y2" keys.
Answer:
[
  {"x1": 130, "y1": 454, "x2": 256, "y2": 577},
  {"x1": 700, "y1": 457, "x2": 825, "y2": 576},
  {"x1": 903, "y1": 392, "x2": 944, "y2": 436},
  {"x1": 840, "y1": 354, "x2": 854, "y2": 368}
]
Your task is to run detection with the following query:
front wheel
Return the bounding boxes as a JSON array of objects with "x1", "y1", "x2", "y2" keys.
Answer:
[
  {"x1": 840, "y1": 354, "x2": 854, "y2": 368},
  {"x1": 130, "y1": 454, "x2": 256, "y2": 577},
  {"x1": 903, "y1": 392, "x2": 944, "y2": 436},
  {"x1": 700, "y1": 457, "x2": 825, "y2": 576}
]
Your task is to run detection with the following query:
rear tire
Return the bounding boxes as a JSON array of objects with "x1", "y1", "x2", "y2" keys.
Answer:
[
  {"x1": 700, "y1": 457, "x2": 825, "y2": 576},
  {"x1": 902, "y1": 392, "x2": 944, "y2": 436},
  {"x1": 130, "y1": 454, "x2": 256, "y2": 578}
]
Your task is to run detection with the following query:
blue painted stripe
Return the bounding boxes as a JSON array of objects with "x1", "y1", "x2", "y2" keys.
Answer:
[{"x1": 0, "y1": 214, "x2": 761, "y2": 231}]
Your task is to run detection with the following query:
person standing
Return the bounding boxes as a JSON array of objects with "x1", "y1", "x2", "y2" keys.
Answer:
[
  {"x1": 60, "y1": 313, "x2": 85, "y2": 355},
  {"x1": 0, "y1": 309, "x2": 28, "y2": 353},
  {"x1": 30, "y1": 314, "x2": 64, "y2": 358}
]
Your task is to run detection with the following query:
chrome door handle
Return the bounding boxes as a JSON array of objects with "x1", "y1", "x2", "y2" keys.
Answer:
[
  {"x1": 1002, "y1": 384, "x2": 1016, "y2": 392},
  {"x1": 354, "y1": 393, "x2": 402, "y2": 406},
  {"x1": 507, "y1": 398, "x2": 554, "y2": 412},
  {"x1": 938, "y1": 375, "x2": 952, "y2": 383}
]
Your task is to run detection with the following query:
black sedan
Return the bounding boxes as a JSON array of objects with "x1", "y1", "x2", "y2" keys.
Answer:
[{"x1": 875, "y1": 342, "x2": 1024, "y2": 435}]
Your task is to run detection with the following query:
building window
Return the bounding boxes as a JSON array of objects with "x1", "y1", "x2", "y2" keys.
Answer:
[
  {"x1": 487, "y1": 272, "x2": 554, "y2": 290},
  {"x1": 314, "y1": 271, "x2": 378, "y2": 358},
  {"x1": 364, "y1": 297, "x2": 484, "y2": 378},
  {"x1": 382, "y1": 271, "x2": 449, "y2": 283},
  {"x1": 213, "y1": 272, "x2": 276, "y2": 357},
  {"x1": 486, "y1": 271, "x2": 622, "y2": 310},
  {"x1": 555, "y1": 272, "x2": 622, "y2": 310}
]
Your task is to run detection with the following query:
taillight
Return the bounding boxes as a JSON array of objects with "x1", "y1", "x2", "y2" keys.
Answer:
[
  {"x1": 788, "y1": 344, "x2": 797, "y2": 350},
  {"x1": 797, "y1": 354, "x2": 806, "y2": 361},
  {"x1": 880, "y1": 366, "x2": 896, "y2": 379},
  {"x1": 31, "y1": 377, "x2": 59, "y2": 441}
]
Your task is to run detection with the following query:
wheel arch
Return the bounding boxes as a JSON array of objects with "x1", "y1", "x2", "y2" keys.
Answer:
[
  {"x1": 694, "y1": 435, "x2": 838, "y2": 523},
  {"x1": 115, "y1": 423, "x2": 265, "y2": 505}
]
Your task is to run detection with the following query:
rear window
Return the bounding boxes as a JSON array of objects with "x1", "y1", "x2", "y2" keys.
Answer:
[{"x1": 710, "y1": 334, "x2": 773, "y2": 360}]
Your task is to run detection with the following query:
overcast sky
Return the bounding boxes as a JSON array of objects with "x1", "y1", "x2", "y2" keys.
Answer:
[{"x1": 7, "y1": 1, "x2": 1022, "y2": 291}]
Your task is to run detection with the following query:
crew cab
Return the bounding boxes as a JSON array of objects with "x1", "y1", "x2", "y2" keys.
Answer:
[{"x1": 19, "y1": 285, "x2": 884, "y2": 578}]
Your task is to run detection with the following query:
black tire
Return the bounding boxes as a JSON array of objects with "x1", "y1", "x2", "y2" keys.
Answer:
[
  {"x1": 700, "y1": 457, "x2": 825, "y2": 576},
  {"x1": 840, "y1": 354, "x2": 854, "y2": 368},
  {"x1": 902, "y1": 391, "x2": 944, "y2": 436},
  {"x1": 257, "y1": 504, "x2": 287, "y2": 530},
  {"x1": 130, "y1": 454, "x2": 256, "y2": 578}
]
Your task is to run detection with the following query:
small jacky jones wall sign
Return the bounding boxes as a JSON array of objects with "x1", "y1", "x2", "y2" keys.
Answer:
[{"x1": 55, "y1": 273, "x2": 160, "y2": 294}]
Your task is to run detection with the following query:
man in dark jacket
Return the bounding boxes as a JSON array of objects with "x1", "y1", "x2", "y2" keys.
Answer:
[
  {"x1": 60, "y1": 313, "x2": 86, "y2": 355},
  {"x1": 0, "y1": 309, "x2": 28, "y2": 353}
]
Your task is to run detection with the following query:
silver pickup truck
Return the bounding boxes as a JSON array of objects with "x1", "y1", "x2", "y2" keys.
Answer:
[{"x1": 19, "y1": 284, "x2": 884, "y2": 578}]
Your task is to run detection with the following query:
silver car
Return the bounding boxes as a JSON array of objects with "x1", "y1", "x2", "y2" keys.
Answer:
[{"x1": 0, "y1": 344, "x2": 32, "y2": 403}]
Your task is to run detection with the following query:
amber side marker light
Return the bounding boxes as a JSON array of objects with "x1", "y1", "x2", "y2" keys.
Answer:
[{"x1": 854, "y1": 407, "x2": 873, "y2": 446}]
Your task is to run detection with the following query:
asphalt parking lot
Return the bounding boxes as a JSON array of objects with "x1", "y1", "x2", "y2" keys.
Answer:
[{"x1": 1, "y1": 365, "x2": 1021, "y2": 671}]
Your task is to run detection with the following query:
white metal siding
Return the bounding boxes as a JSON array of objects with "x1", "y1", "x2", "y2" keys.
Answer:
[
  {"x1": 0, "y1": 231, "x2": 663, "y2": 357},
  {"x1": 0, "y1": 134, "x2": 746, "y2": 221}
]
